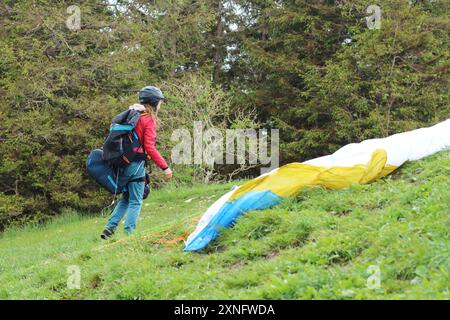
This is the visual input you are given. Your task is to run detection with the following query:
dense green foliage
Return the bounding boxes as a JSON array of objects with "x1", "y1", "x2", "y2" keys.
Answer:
[
  {"x1": 0, "y1": 0, "x2": 449, "y2": 227},
  {"x1": 0, "y1": 149, "x2": 448, "y2": 299},
  {"x1": 227, "y1": 0, "x2": 449, "y2": 160}
]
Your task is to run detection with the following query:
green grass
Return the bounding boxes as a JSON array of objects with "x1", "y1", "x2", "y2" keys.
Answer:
[{"x1": 0, "y1": 150, "x2": 449, "y2": 299}]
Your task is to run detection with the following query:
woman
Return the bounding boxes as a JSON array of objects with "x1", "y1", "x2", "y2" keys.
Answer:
[{"x1": 100, "y1": 86, "x2": 173, "y2": 239}]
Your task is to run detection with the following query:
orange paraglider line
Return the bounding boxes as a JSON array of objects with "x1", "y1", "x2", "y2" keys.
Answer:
[{"x1": 98, "y1": 214, "x2": 201, "y2": 250}]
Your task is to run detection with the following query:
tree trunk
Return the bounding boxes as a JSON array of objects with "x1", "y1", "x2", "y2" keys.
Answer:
[{"x1": 213, "y1": 0, "x2": 223, "y2": 83}]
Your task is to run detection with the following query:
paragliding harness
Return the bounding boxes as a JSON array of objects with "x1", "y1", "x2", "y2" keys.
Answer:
[{"x1": 86, "y1": 109, "x2": 151, "y2": 214}]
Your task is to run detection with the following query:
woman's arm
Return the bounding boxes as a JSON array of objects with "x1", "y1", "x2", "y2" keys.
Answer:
[{"x1": 143, "y1": 117, "x2": 169, "y2": 170}]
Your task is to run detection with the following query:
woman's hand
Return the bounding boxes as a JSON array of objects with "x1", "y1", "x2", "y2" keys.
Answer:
[{"x1": 163, "y1": 168, "x2": 173, "y2": 181}]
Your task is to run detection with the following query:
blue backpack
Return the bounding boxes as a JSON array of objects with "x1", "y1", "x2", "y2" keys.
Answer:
[
  {"x1": 86, "y1": 149, "x2": 130, "y2": 194},
  {"x1": 86, "y1": 109, "x2": 149, "y2": 197},
  {"x1": 102, "y1": 109, "x2": 147, "y2": 167}
]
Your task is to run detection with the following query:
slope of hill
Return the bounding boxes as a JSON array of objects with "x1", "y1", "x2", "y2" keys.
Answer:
[{"x1": 0, "y1": 149, "x2": 449, "y2": 299}]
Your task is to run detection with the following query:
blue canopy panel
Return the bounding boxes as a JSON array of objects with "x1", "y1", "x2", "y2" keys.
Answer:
[{"x1": 184, "y1": 190, "x2": 282, "y2": 251}]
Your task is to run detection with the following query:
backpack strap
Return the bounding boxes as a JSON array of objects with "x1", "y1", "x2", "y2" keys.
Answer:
[
  {"x1": 128, "y1": 176, "x2": 146, "y2": 183},
  {"x1": 131, "y1": 129, "x2": 147, "y2": 162}
]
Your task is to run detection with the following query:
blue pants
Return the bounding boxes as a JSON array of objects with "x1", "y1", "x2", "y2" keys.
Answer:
[{"x1": 105, "y1": 161, "x2": 145, "y2": 234}]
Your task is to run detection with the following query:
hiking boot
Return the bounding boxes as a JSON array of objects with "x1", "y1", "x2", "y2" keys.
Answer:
[{"x1": 100, "y1": 228, "x2": 115, "y2": 240}]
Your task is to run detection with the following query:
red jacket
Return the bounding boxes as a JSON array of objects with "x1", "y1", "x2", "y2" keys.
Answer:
[{"x1": 134, "y1": 114, "x2": 168, "y2": 170}]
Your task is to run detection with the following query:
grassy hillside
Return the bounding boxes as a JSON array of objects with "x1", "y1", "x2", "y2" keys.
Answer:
[{"x1": 0, "y1": 150, "x2": 449, "y2": 299}]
